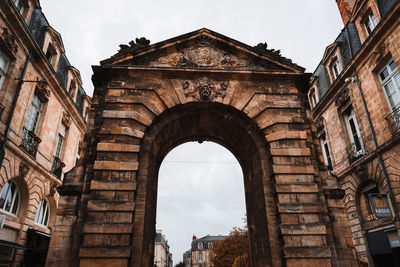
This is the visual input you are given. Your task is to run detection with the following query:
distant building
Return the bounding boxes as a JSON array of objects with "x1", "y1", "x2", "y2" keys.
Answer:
[
  {"x1": 154, "y1": 230, "x2": 173, "y2": 267},
  {"x1": 0, "y1": 0, "x2": 89, "y2": 266},
  {"x1": 183, "y1": 249, "x2": 191, "y2": 267},
  {"x1": 190, "y1": 235, "x2": 226, "y2": 267}
]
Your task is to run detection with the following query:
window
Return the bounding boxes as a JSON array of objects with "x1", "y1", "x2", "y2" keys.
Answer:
[
  {"x1": 310, "y1": 90, "x2": 318, "y2": 108},
  {"x1": 22, "y1": 94, "x2": 44, "y2": 155},
  {"x1": 45, "y1": 49, "x2": 53, "y2": 63},
  {"x1": 0, "y1": 50, "x2": 9, "y2": 89},
  {"x1": 198, "y1": 242, "x2": 203, "y2": 250},
  {"x1": 0, "y1": 181, "x2": 20, "y2": 215},
  {"x1": 34, "y1": 199, "x2": 50, "y2": 226},
  {"x1": 343, "y1": 105, "x2": 364, "y2": 157},
  {"x1": 14, "y1": 0, "x2": 24, "y2": 14},
  {"x1": 52, "y1": 123, "x2": 67, "y2": 178},
  {"x1": 208, "y1": 242, "x2": 213, "y2": 249},
  {"x1": 320, "y1": 131, "x2": 332, "y2": 170},
  {"x1": 198, "y1": 252, "x2": 203, "y2": 263},
  {"x1": 331, "y1": 58, "x2": 342, "y2": 80},
  {"x1": 364, "y1": 12, "x2": 377, "y2": 35},
  {"x1": 379, "y1": 60, "x2": 400, "y2": 110}
]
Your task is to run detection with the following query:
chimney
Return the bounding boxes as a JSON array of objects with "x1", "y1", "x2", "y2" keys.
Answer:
[
  {"x1": 192, "y1": 235, "x2": 197, "y2": 241},
  {"x1": 336, "y1": 0, "x2": 356, "y2": 25}
]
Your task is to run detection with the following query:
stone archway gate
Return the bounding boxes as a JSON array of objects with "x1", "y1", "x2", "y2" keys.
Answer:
[{"x1": 46, "y1": 29, "x2": 357, "y2": 267}]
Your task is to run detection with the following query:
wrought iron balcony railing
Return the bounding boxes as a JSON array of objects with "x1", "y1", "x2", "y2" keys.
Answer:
[
  {"x1": 20, "y1": 128, "x2": 41, "y2": 158},
  {"x1": 346, "y1": 143, "x2": 364, "y2": 164},
  {"x1": 386, "y1": 105, "x2": 400, "y2": 135},
  {"x1": 51, "y1": 156, "x2": 65, "y2": 179}
]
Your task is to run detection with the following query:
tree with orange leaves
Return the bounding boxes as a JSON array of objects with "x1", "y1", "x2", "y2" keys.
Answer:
[{"x1": 211, "y1": 226, "x2": 249, "y2": 267}]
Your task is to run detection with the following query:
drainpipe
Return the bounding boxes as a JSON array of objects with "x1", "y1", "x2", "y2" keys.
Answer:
[
  {"x1": 0, "y1": 53, "x2": 31, "y2": 168},
  {"x1": 352, "y1": 69, "x2": 398, "y2": 219}
]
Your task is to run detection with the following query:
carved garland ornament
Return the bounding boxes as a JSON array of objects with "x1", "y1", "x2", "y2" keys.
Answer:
[{"x1": 183, "y1": 78, "x2": 228, "y2": 101}]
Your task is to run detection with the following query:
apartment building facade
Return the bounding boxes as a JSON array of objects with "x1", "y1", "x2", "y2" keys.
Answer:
[
  {"x1": 154, "y1": 230, "x2": 173, "y2": 267},
  {"x1": 0, "y1": 0, "x2": 89, "y2": 265},
  {"x1": 309, "y1": 0, "x2": 400, "y2": 266}
]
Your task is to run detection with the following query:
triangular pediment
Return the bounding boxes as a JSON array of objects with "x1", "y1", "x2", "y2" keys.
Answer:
[{"x1": 102, "y1": 28, "x2": 304, "y2": 73}]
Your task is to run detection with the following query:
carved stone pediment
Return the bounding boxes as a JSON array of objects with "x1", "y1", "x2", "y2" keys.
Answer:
[
  {"x1": 183, "y1": 77, "x2": 228, "y2": 101},
  {"x1": 335, "y1": 88, "x2": 350, "y2": 107},
  {"x1": 105, "y1": 29, "x2": 304, "y2": 74}
]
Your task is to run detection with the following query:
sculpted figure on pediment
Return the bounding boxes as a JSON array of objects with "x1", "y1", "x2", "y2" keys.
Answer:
[{"x1": 149, "y1": 40, "x2": 266, "y2": 70}]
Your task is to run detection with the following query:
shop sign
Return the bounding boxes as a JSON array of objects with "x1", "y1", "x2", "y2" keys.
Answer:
[
  {"x1": 368, "y1": 194, "x2": 393, "y2": 218},
  {"x1": 385, "y1": 229, "x2": 400, "y2": 248},
  {"x1": 0, "y1": 215, "x2": 5, "y2": 229}
]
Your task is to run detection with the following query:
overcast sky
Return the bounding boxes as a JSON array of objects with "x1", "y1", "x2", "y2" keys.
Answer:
[{"x1": 39, "y1": 1, "x2": 344, "y2": 264}]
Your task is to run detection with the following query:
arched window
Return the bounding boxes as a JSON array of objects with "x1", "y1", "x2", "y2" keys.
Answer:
[
  {"x1": 0, "y1": 181, "x2": 20, "y2": 215},
  {"x1": 198, "y1": 242, "x2": 203, "y2": 249},
  {"x1": 34, "y1": 199, "x2": 50, "y2": 226}
]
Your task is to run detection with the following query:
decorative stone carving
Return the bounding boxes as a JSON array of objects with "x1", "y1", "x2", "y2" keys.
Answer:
[
  {"x1": 183, "y1": 77, "x2": 228, "y2": 101},
  {"x1": 315, "y1": 116, "x2": 324, "y2": 130},
  {"x1": 369, "y1": 41, "x2": 387, "y2": 66},
  {"x1": 0, "y1": 27, "x2": 18, "y2": 54},
  {"x1": 19, "y1": 162, "x2": 30, "y2": 177},
  {"x1": 118, "y1": 37, "x2": 150, "y2": 53},
  {"x1": 49, "y1": 182, "x2": 58, "y2": 196},
  {"x1": 335, "y1": 87, "x2": 350, "y2": 107},
  {"x1": 62, "y1": 112, "x2": 72, "y2": 127},
  {"x1": 35, "y1": 81, "x2": 50, "y2": 101},
  {"x1": 150, "y1": 40, "x2": 265, "y2": 70}
]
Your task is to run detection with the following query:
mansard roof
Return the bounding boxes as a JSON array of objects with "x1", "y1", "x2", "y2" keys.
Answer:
[{"x1": 100, "y1": 28, "x2": 305, "y2": 73}]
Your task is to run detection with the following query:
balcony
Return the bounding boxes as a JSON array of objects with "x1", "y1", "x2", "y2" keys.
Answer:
[
  {"x1": 51, "y1": 156, "x2": 65, "y2": 179},
  {"x1": 20, "y1": 129, "x2": 41, "y2": 158},
  {"x1": 386, "y1": 105, "x2": 400, "y2": 135},
  {"x1": 346, "y1": 143, "x2": 364, "y2": 164}
]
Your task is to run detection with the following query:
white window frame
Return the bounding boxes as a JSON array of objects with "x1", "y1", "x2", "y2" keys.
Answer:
[
  {"x1": 198, "y1": 242, "x2": 203, "y2": 250},
  {"x1": 0, "y1": 50, "x2": 9, "y2": 89},
  {"x1": 14, "y1": 0, "x2": 24, "y2": 14},
  {"x1": 331, "y1": 58, "x2": 342, "y2": 80},
  {"x1": 343, "y1": 105, "x2": 364, "y2": 157},
  {"x1": 379, "y1": 60, "x2": 400, "y2": 111},
  {"x1": 311, "y1": 91, "x2": 318, "y2": 108},
  {"x1": 319, "y1": 131, "x2": 332, "y2": 169},
  {"x1": 34, "y1": 198, "x2": 50, "y2": 227},
  {"x1": 198, "y1": 252, "x2": 203, "y2": 263},
  {"x1": 0, "y1": 181, "x2": 20, "y2": 216},
  {"x1": 364, "y1": 12, "x2": 377, "y2": 35}
]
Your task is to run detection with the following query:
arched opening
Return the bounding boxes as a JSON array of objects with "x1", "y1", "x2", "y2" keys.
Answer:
[
  {"x1": 132, "y1": 102, "x2": 278, "y2": 267},
  {"x1": 156, "y1": 141, "x2": 245, "y2": 265}
]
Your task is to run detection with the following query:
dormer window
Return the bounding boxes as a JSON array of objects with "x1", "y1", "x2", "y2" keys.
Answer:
[
  {"x1": 364, "y1": 12, "x2": 377, "y2": 35},
  {"x1": 45, "y1": 47, "x2": 54, "y2": 64},
  {"x1": 310, "y1": 88, "x2": 318, "y2": 108},
  {"x1": 198, "y1": 242, "x2": 203, "y2": 249},
  {"x1": 331, "y1": 58, "x2": 342, "y2": 80},
  {"x1": 14, "y1": 0, "x2": 24, "y2": 14}
]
